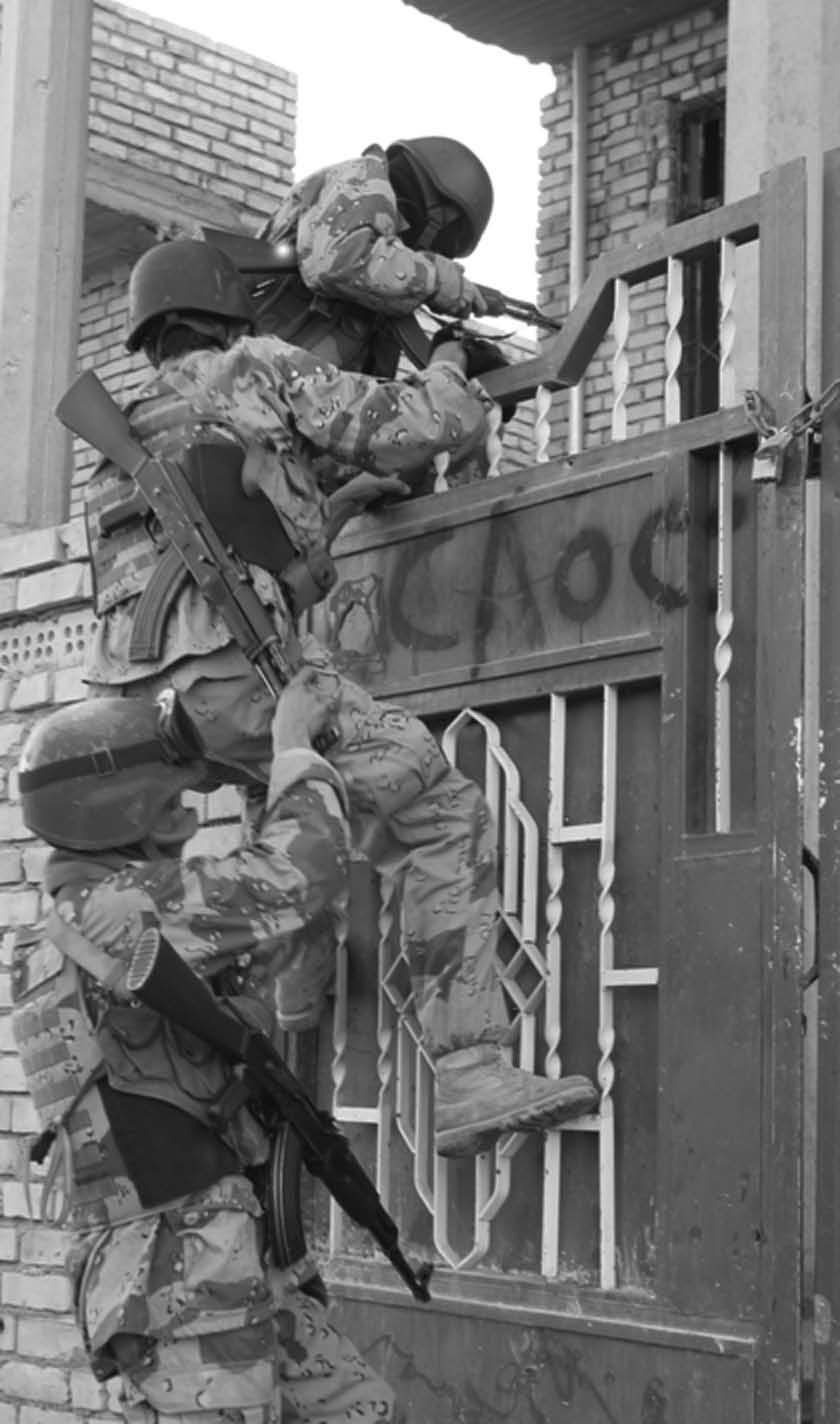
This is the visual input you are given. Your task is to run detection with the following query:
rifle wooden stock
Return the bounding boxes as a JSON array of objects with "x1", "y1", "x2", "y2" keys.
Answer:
[
  {"x1": 203, "y1": 226, "x2": 297, "y2": 275},
  {"x1": 126, "y1": 930, "x2": 433, "y2": 1303},
  {"x1": 56, "y1": 369, "x2": 149, "y2": 477}
]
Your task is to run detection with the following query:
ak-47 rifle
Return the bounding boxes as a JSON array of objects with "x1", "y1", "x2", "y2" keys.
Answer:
[
  {"x1": 56, "y1": 370, "x2": 335, "y2": 699},
  {"x1": 123, "y1": 924, "x2": 432, "y2": 1301},
  {"x1": 203, "y1": 226, "x2": 563, "y2": 334}
]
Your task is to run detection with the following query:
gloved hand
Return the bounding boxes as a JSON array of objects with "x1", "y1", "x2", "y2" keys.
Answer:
[
  {"x1": 428, "y1": 255, "x2": 488, "y2": 319},
  {"x1": 428, "y1": 322, "x2": 518, "y2": 424}
]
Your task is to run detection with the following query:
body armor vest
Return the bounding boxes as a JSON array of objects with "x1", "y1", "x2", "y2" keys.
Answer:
[
  {"x1": 253, "y1": 268, "x2": 410, "y2": 378},
  {"x1": 85, "y1": 380, "x2": 240, "y2": 616},
  {"x1": 84, "y1": 378, "x2": 300, "y2": 660},
  {"x1": 11, "y1": 923, "x2": 269, "y2": 1228}
]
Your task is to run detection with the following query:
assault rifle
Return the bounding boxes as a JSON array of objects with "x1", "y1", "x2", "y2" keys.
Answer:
[
  {"x1": 123, "y1": 925, "x2": 432, "y2": 1301},
  {"x1": 56, "y1": 370, "x2": 333, "y2": 698},
  {"x1": 203, "y1": 226, "x2": 563, "y2": 334}
]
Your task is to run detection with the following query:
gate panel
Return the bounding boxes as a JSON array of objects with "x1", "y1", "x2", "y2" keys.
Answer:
[
  {"x1": 301, "y1": 159, "x2": 807, "y2": 1424},
  {"x1": 815, "y1": 145, "x2": 840, "y2": 1424}
]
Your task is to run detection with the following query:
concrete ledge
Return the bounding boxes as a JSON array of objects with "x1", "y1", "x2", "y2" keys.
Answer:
[
  {"x1": 16, "y1": 564, "x2": 91, "y2": 615},
  {"x1": 0, "y1": 528, "x2": 65, "y2": 578}
]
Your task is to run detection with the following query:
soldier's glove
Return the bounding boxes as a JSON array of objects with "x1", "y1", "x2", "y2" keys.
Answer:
[
  {"x1": 428, "y1": 256, "x2": 489, "y2": 319},
  {"x1": 429, "y1": 322, "x2": 519, "y2": 424}
]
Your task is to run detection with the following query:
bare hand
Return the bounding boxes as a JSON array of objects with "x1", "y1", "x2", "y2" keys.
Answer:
[
  {"x1": 272, "y1": 667, "x2": 339, "y2": 756},
  {"x1": 331, "y1": 472, "x2": 410, "y2": 511}
]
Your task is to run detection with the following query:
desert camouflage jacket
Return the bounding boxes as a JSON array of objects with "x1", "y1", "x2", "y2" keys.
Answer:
[
  {"x1": 259, "y1": 150, "x2": 471, "y2": 318},
  {"x1": 11, "y1": 748, "x2": 349, "y2": 1234},
  {"x1": 84, "y1": 337, "x2": 489, "y2": 684}
]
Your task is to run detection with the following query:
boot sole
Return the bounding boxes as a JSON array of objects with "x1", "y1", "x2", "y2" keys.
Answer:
[{"x1": 435, "y1": 1088, "x2": 598, "y2": 1159}]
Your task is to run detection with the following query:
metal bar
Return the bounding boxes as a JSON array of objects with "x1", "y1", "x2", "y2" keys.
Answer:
[
  {"x1": 543, "y1": 693, "x2": 566, "y2": 1276},
  {"x1": 611, "y1": 278, "x2": 630, "y2": 441},
  {"x1": 597, "y1": 685, "x2": 619, "y2": 1290},
  {"x1": 664, "y1": 256, "x2": 684, "y2": 426},
  {"x1": 714, "y1": 446, "x2": 734, "y2": 832},
  {"x1": 718, "y1": 236, "x2": 737, "y2": 409},
  {"x1": 568, "y1": 43, "x2": 589, "y2": 454},
  {"x1": 603, "y1": 967, "x2": 661, "y2": 988}
]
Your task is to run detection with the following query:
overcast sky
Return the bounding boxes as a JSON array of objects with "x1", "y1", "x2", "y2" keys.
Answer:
[{"x1": 135, "y1": 0, "x2": 554, "y2": 299}]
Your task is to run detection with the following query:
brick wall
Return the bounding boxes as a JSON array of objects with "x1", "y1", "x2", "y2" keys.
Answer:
[
  {"x1": 0, "y1": 524, "x2": 244, "y2": 1423},
  {"x1": 69, "y1": 0, "x2": 298, "y2": 511},
  {"x1": 537, "y1": 4, "x2": 728, "y2": 449},
  {"x1": 89, "y1": 1, "x2": 296, "y2": 225},
  {"x1": 0, "y1": 4, "x2": 298, "y2": 1417}
]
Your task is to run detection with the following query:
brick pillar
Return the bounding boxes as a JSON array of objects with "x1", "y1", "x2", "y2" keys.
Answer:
[
  {"x1": 726, "y1": 0, "x2": 840, "y2": 386},
  {"x1": 0, "y1": 0, "x2": 92, "y2": 531}
]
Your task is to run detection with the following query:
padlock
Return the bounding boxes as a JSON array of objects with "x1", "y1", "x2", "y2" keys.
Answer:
[{"x1": 751, "y1": 427, "x2": 793, "y2": 483}]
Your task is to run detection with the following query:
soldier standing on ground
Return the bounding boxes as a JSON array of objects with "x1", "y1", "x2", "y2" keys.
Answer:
[{"x1": 11, "y1": 670, "x2": 398, "y2": 1423}]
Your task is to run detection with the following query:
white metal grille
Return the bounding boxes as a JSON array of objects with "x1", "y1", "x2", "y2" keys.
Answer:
[{"x1": 327, "y1": 692, "x2": 659, "y2": 1285}]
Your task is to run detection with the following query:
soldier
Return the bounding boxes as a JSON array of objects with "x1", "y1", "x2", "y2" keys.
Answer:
[
  {"x1": 11, "y1": 670, "x2": 397, "y2": 1422},
  {"x1": 82, "y1": 238, "x2": 597, "y2": 1159},
  {"x1": 254, "y1": 135, "x2": 497, "y2": 375}
]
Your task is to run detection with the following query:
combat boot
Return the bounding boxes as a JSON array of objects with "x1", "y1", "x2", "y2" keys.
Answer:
[{"x1": 434, "y1": 1045, "x2": 598, "y2": 1158}]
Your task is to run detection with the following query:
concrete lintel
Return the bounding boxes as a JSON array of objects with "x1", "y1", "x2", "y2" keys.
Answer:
[{"x1": 83, "y1": 151, "x2": 249, "y2": 279}]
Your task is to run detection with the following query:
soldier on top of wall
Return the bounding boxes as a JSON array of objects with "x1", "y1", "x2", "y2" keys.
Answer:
[
  {"x1": 79, "y1": 238, "x2": 597, "y2": 1159},
  {"x1": 254, "y1": 135, "x2": 498, "y2": 376},
  {"x1": 12, "y1": 669, "x2": 399, "y2": 1423}
]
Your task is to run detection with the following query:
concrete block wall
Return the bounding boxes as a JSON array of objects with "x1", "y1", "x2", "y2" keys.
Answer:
[
  {"x1": 0, "y1": 4, "x2": 296, "y2": 1414},
  {"x1": 0, "y1": 526, "x2": 243, "y2": 1421},
  {"x1": 538, "y1": 4, "x2": 728, "y2": 449}
]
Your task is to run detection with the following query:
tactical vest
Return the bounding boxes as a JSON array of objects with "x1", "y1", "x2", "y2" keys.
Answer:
[
  {"x1": 85, "y1": 379, "x2": 239, "y2": 615},
  {"x1": 11, "y1": 923, "x2": 270, "y2": 1229},
  {"x1": 84, "y1": 378, "x2": 301, "y2": 663},
  {"x1": 253, "y1": 267, "x2": 425, "y2": 378}
]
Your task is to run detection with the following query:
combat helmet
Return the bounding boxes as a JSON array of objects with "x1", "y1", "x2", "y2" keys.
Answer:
[
  {"x1": 125, "y1": 238, "x2": 256, "y2": 352},
  {"x1": 18, "y1": 692, "x2": 206, "y2": 851},
  {"x1": 385, "y1": 136, "x2": 494, "y2": 258}
]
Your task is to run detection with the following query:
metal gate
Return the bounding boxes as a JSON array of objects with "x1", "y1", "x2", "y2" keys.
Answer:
[
  {"x1": 814, "y1": 147, "x2": 840, "y2": 1424},
  {"x1": 305, "y1": 158, "x2": 808, "y2": 1423}
]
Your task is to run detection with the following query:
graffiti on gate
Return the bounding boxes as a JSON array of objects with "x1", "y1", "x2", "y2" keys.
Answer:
[
  {"x1": 365, "y1": 1327, "x2": 669, "y2": 1424},
  {"x1": 318, "y1": 491, "x2": 695, "y2": 684}
]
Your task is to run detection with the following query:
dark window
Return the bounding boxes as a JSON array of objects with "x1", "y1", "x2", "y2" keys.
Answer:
[{"x1": 675, "y1": 99, "x2": 726, "y2": 418}]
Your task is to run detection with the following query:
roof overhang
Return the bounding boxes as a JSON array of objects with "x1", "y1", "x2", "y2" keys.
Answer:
[{"x1": 402, "y1": 0, "x2": 718, "y2": 64}]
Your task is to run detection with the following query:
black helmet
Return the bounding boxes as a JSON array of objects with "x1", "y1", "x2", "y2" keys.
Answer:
[
  {"x1": 126, "y1": 239, "x2": 256, "y2": 352},
  {"x1": 385, "y1": 137, "x2": 494, "y2": 259},
  {"x1": 18, "y1": 692, "x2": 206, "y2": 851}
]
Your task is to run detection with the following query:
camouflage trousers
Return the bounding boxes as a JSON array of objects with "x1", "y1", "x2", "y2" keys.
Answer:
[
  {"x1": 113, "y1": 634, "x2": 509, "y2": 1058},
  {"x1": 72, "y1": 1176, "x2": 393, "y2": 1423}
]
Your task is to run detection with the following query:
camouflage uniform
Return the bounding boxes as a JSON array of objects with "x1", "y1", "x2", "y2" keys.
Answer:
[
  {"x1": 256, "y1": 150, "x2": 477, "y2": 374},
  {"x1": 12, "y1": 747, "x2": 395, "y2": 1422},
  {"x1": 84, "y1": 338, "x2": 509, "y2": 1055}
]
